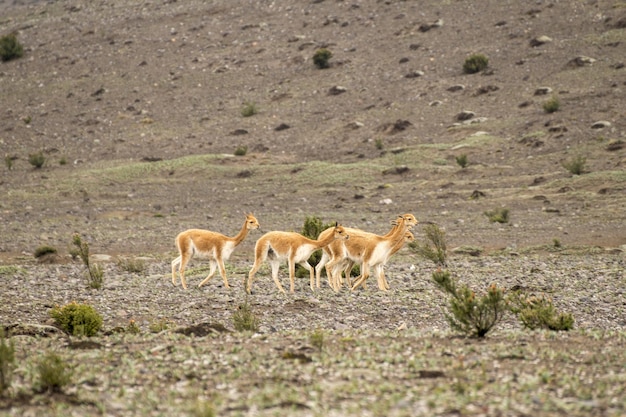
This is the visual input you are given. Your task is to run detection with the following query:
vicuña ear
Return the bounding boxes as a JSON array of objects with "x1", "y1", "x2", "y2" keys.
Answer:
[{"x1": 335, "y1": 221, "x2": 338, "y2": 227}]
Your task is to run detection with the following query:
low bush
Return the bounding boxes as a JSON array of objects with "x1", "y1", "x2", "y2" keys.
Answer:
[
  {"x1": 508, "y1": 292, "x2": 574, "y2": 331},
  {"x1": 455, "y1": 154, "x2": 469, "y2": 168},
  {"x1": 543, "y1": 96, "x2": 560, "y2": 113},
  {"x1": 432, "y1": 269, "x2": 507, "y2": 338},
  {"x1": 0, "y1": 33, "x2": 24, "y2": 62},
  {"x1": 34, "y1": 245, "x2": 57, "y2": 258},
  {"x1": 71, "y1": 233, "x2": 104, "y2": 289},
  {"x1": 297, "y1": 216, "x2": 336, "y2": 278},
  {"x1": 463, "y1": 53, "x2": 489, "y2": 74},
  {"x1": 313, "y1": 48, "x2": 333, "y2": 69},
  {"x1": 50, "y1": 301, "x2": 103, "y2": 337},
  {"x1": 28, "y1": 151, "x2": 45, "y2": 169},
  {"x1": 485, "y1": 207, "x2": 509, "y2": 223},
  {"x1": 563, "y1": 155, "x2": 586, "y2": 175},
  {"x1": 234, "y1": 145, "x2": 248, "y2": 156},
  {"x1": 241, "y1": 102, "x2": 257, "y2": 117}
]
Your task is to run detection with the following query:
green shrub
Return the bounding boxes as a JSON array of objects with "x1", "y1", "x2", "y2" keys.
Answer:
[
  {"x1": 126, "y1": 320, "x2": 141, "y2": 335},
  {"x1": 543, "y1": 96, "x2": 560, "y2": 113},
  {"x1": 313, "y1": 48, "x2": 333, "y2": 69},
  {"x1": 0, "y1": 33, "x2": 24, "y2": 62},
  {"x1": 508, "y1": 292, "x2": 574, "y2": 331},
  {"x1": 455, "y1": 154, "x2": 469, "y2": 168},
  {"x1": 233, "y1": 299, "x2": 259, "y2": 332},
  {"x1": 59, "y1": 156, "x2": 68, "y2": 166},
  {"x1": 485, "y1": 207, "x2": 509, "y2": 223},
  {"x1": 310, "y1": 328, "x2": 325, "y2": 353},
  {"x1": 4, "y1": 155, "x2": 14, "y2": 170},
  {"x1": 0, "y1": 328, "x2": 16, "y2": 396},
  {"x1": 149, "y1": 318, "x2": 171, "y2": 333},
  {"x1": 71, "y1": 233, "x2": 104, "y2": 289},
  {"x1": 193, "y1": 400, "x2": 217, "y2": 417},
  {"x1": 409, "y1": 223, "x2": 447, "y2": 266},
  {"x1": 241, "y1": 102, "x2": 257, "y2": 117},
  {"x1": 50, "y1": 301, "x2": 103, "y2": 337},
  {"x1": 35, "y1": 352, "x2": 72, "y2": 393},
  {"x1": 34, "y1": 245, "x2": 57, "y2": 258},
  {"x1": 562, "y1": 155, "x2": 586, "y2": 175},
  {"x1": 432, "y1": 269, "x2": 507, "y2": 338},
  {"x1": 234, "y1": 145, "x2": 248, "y2": 156},
  {"x1": 28, "y1": 151, "x2": 45, "y2": 169},
  {"x1": 375, "y1": 138, "x2": 384, "y2": 150},
  {"x1": 463, "y1": 54, "x2": 489, "y2": 74}
]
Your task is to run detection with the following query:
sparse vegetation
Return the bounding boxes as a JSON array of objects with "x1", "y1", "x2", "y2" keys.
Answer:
[
  {"x1": 313, "y1": 48, "x2": 332, "y2": 69},
  {"x1": 4, "y1": 155, "x2": 14, "y2": 170},
  {"x1": 71, "y1": 233, "x2": 104, "y2": 289},
  {"x1": 543, "y1": 96, "x2": 560, "y2": 113},
  {"x1": 455, "y1": 154, "x2": 469, "y2": 168},
  {"x1": 50, "y1": 302, "x2": 103, "y2": 337},
  {"x1": 232, "y1": 298, "x2": 259, "y2": 332},
  {"x1": 28, "y1": 151, "x2": 45, "y2": 169},
  {"x1": 375, "y1": 138, "x2": 384, "y2": 150},
  {"x1": 432, "y1": 269, "x2": 507, "y2": 338},
  {"x1": 463, "y1": 53, "x2": 489, "y2": 74},
  {"x1": 241, "y1": 102, "x2": 257, "y2": 117},
  {"x1": 116, "y1": 257, "x2": 146, "y2": 274},
  {"x1": 149, "y1": 319, "x2": 170, "y2": 333},
  {"x1": 126, "y1": 320, "x2": 141, "y2": 335},
  {"x1": 310, "y1": 328, "x2": 325, "y2": 353},
  {"x1": 409, "y1": 223, "x2": 447, "y2": 266},
  {"x1": 0, "y1": 33, "x2": 24, "y2": 62},
  {"x1": 0, "y1": 328, "x2": 16, "y2": 396},
  {"x1": 35, "y1": 352, "x2": 72, "y2": 393},
  {"x1": 563, "y1": 155, "x2": 587, "y2": 175},
  {"x1": 485, "y1": 207, "x2": 509, "y2": 223}
]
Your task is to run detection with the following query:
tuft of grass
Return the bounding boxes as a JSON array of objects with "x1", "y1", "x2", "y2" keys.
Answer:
[
  {"x1": 28, "y1": 151, "x2": 45, "y2": 169},
  {"x1": 34, "y1": 245, "x2": 57, "y2": 258},
  {"x1": 149, "y1": 319, "x2": 170, "y2": 333},
  {"x1": 71, "y1": 233, "x2": 104, "y2": 289},
  {"x1": 485, "y1": 207, "x2": 509, "y2": 223},
  {"x1": 50, "y1": 302, "x2": 103, "y2": 337},
  {"x1": 234, "y1": 145, "x2": 248, "y2": 156},
  {"x1": 35, "y1": 352, "x2": 72, "y2": 393},
  {"x1": 562, "y1": 155, "x2": 586, "y2": 175},
  {"x1": 241, "y1": 102, "x2": 257, "y2": 117},
  {"x1": 233, "y1": 298, "x2": 259, "y2": 332},
  {"x1": 432, "y1": 269, "x2": 507, "y2": 338},
  {"x1": 313, "y1": 48, "x2": 333, "y2": 69},
  {"x1": 0, "y1": 328, "x2": 16, "y2": 396},
  {"x1": 375, "y1": 138, "x2": 384, "y2": 150},
  {"x1": 463, "y1": 53, "x2": 489, "y2": 74},
  {"x1": 455, "y1": 154, "x2": 469, "y2": 168},
  {"x1": 4, "y1": 155, "x2": 14, "y2": 170},
  {"x1": 0, "y1": 33, "x2": 24, "y2": 62},
  {"x1": 409, "y1": 223, "x2": 447, "y2": 266},
  {"x1": 192, "y1": 400, "x2": 217, "y2": 417},
  {"x1": 543, "y1": 96, "x2": 560, "y2": 113},
  {"x1": 126, "y1": 320, "x2": 141, "y2": 335}
]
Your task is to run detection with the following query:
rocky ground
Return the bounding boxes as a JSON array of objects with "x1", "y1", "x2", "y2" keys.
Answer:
[{"x1": 1, "y1": 0, "x2": 625, "y2": 416}]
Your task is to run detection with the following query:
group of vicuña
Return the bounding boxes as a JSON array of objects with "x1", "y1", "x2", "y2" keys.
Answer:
[{"x1": 171, "y1": 213, "x2": 418, "y2": 295}]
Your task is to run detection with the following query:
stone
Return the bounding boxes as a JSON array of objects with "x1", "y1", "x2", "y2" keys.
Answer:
[
  {"x1": 530, "y1": 35, "x2": 552, "y2": 47},
  {"x1": 591, "y1": 121, "x2": 611, "y2": 129},
  {"x1": 456, "y1": 110, "x2": 475, "y2": 121}
]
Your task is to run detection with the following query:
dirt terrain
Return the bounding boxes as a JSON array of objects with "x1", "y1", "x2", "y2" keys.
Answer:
[{"x1": 0, "y1": 0, "x2": 625, "y2": 416}]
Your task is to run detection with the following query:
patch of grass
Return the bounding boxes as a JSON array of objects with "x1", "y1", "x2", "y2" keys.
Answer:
[
  {"x1": 543, "y1": 96, "x2": 560, "y2": 113},
  {"x1": 126, "y1": 320, "x2": 141, "y2": 335},
  {"x1": 149, "y1": 319, "x2": 170, "y2": 333},
  {"x1": 28, "y1": 151, "x2": 45, "y2": 169},
  {"x1": 0, "y1": 265, "x2": 24, "y2": 276},
  {"x1": 375, "y1": 138, "x2": 384, "y2": 150},
  {"x1": 562, "y1": 155, "x2": 587, "y2": 175},
  {"x1": 71, "y1": 233, "x2": 104, "y2": 289},
  {"x1": 35, "y1": 352, "x2": 72, "y2": 393},
  {"x1": 432, "y1": 269, "x2": 507, "y2": 338},
  {"x1": 233, "y1": 298, "x2": 259, "y2": 332},
  {"x1": 4, "y1": 155, "x2": 14, "y2": 170},
  {"x1": 0, "y1": 328, "x2": 16, "y2": 396},
  {"x1": 310, "y1": 328, "x2": 325, "y2": 353},
  {"x1": 313, "y1": 48, "x2": 332, "y2": 69},
  {"x1": 241, "y1": 102, "x2": 257, "y2": 117},
  {"x1": 485, "y1": 207, "x2": 509, "y2": 223},
  {"x1": 34, "y1": 245, "x2": 57, "y2": 258},
  {"x1": 409, "y1": 223, "x2": 447, "y2": 266},
  {"x1": 0, "y1": 33, "x2": 24, "y2": 62},
  {"x1": 192, "y1": 400, "x2": 217, "y2": 417},
  {"x1": 462, "y1": 53, "x2": 489, "y2": 74},
  {"x1": 50, "y1": 301, "x2": 103, "y2": 337}
]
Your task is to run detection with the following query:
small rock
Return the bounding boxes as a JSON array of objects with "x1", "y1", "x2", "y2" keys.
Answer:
[
  {"x1": 379, "y1": 198, "x2": 393, "y2": 205},
  {"x1": 456, "y1": 110, "x2": 475, "y2": 121},
  {"x1": 447, "y1": 84, "x2": 465, "y2": 92},
  {"x1": 328, "y1": 85, "x2": 347, "y2": 95},
  {"x1": 530, "y1": 35, "x2": 552, "y2": 47},
  {"x1": 591, "y1": 120, "x2": 611, "y2": 129},
  {"x1": 566, "y1": 56, "x2": 596, "y2": 68},
  {"x1": 534, "y1": 87, "x2": 553, "y2": 95},
  {"x1": 405, "y1": 70, "x2": 424, "y2": 78}
]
